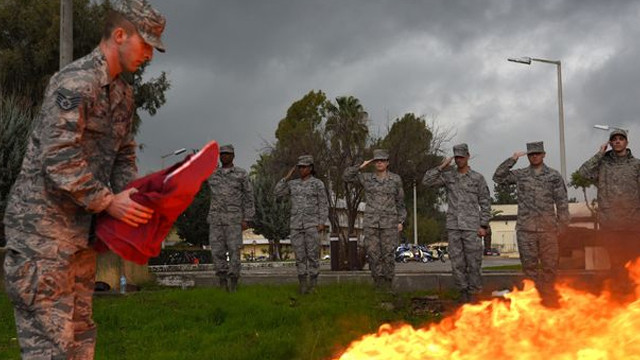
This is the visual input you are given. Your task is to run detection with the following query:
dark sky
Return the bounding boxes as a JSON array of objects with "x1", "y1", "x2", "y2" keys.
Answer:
[{"x1": 136, "y1": 0, "x2": 640, "y2": 196}]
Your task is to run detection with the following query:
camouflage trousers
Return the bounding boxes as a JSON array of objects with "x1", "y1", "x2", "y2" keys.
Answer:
[
  {"x1": 447, "y1": 230, "x2": 483, "y2": 293},
  {"x1": 290, "y1": 227, "x2": 320, "y2": 277},
  {"x1": 517, "y1": 231, "x2": 558, "y2": 297},
  {"x1": 209, "y1": 224, "x2": 243, "y2": 279},
  {"x1": 3, "y1": 227, "x2": 97, "y2": 360},
  {"x1": 363, "y1": 227, "x2": 398, "y2": 282},
  {"x1": 601, "y1": 231, "x2": 640, "y2": 296}
]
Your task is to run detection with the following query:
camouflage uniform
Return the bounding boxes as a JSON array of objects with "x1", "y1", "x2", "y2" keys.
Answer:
[
  {"x1": 493, "y1": 142, "x2": 569, "y2": 300},
  {"x1": 207, "y1": 145, "x2": 255, "y2": 288},
  {"x1": 422, "y1": 144, "x2": 491, "y2": 296},
  {"x1": 2, "y1": 1, "x2": 165, "y2": 358},
  {"x1": 578, "y1": 130, "x2": 640, "y2": 293},
  {"x1": 343, "y1": 150, "x2": 406, "y2": 288},
  {"x1": 274, "y1": 156, "x2": 328, "y2": 292}
]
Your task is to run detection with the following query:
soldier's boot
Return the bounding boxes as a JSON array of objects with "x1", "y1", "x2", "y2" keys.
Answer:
[
  {"x1": 218, "y1": 274, "x2": 229, "y2": 291},
  {"x1": 308, "y1": 275, "x2": 318, "y2": 294},
  {"x1": 228, "y1": 277, "x2": 238, "y2": 293},
  {"x1": 298, "y1": 275, "x2": 308, "y2": 295}
]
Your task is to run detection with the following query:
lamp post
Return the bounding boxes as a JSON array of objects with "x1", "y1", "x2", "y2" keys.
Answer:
[
  {"x1": 160, "y1": 148, "x2": 186, "y2": 168},
  {"x1": 508, "y1": 56, "x2": 566, "y2": 181},
  {"x1": 593, "y1": 124, "x2": 628, "y2": 133}
]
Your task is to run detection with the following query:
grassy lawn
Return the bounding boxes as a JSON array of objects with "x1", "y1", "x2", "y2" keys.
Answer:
[
  {"x1": 0, "y1": 283, "x2": 444, "y2": 360},
  {"x1": 483, "y1": 264, "x2": 523, "y2": 271}
]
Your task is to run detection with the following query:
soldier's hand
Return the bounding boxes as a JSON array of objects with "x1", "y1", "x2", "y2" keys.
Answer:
[
  {"x1": 512, "y1": 151, "x2": 527, "y2": 160},
  {"x1": 359, "y1": 159, "x2": 373, "y2": 169},
  {"x1": 477, "y1": 227, "x2": 487, "y2": 238},
  {"x1": 599, "y1": 141, "x2": 609, "y2": 154},
  {"x1": 241, "y1": 221, "x2": 249, "y2": 230},
  {"x1": 439, "y1": 157, "x2": 453, "y2": 170},
  {"x1": 397, "y1": 223, "x2": 403, "y2": 232},
  {"x1": 285, "y1": 166, "x2": 296, "y2": 180},
  {"x1": 106, "y1": 188, "x2": 154, "y2": 227},
  {"x1": 317, "y1": 224, "x2": 326, "y2": 232}
]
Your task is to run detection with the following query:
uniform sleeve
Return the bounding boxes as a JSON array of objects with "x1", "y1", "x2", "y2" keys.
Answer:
[
  {"x1": 110, "y1": 125, "x2": 137, "y2": 193},
  {"x1": 478, "y1": 175, "x2": 492, "y2": 227},
  {"x1": 577, "y1": 152, "x2": 604, "y2": 183},
  {"x1": 343, "y1": 165, "x2": 363, "y2": 185},
  {"x1": 396, "y1": 176, "x2": 407, "y2": 224},
  {"x1": 242, "y1": 171, "x2": 256, "y2": 222},
  {"x1": 274, "y1": 178, "x2": 290, "y2": 199},
  {"x1": 317, "y1": 180, "x2": 329, "y2": 226},
  {"x1": 42, "y1": 85, "x2": 113, "y2": 213},
  {"x1": 554, "y1": 174, "x2": 571, "y2": 230},
  {"x1": 422, "y1": 167, "x2": 445, "y2": 188},
  {"x1": 493, "y1": 157, "x2": 518, "y2": 185}
]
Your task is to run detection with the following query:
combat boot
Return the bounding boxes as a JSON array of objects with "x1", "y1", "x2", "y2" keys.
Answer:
[
  {"x1": 298, "y1": 275, "x2": 308, "y2": 294},
  {"x1": 228, "y1": 277, "x2": 238, "y2": 293},
  {"x1": 308, "y1": 275, "x2": 318, "y2": 293}
]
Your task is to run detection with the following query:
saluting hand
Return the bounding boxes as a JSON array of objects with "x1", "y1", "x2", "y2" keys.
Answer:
[
  {"x1": 511, "y1": 151, "x2": 527, "y2": 161},
  {"x1": 359, "y1": 159, "x2": 374, "y2": 169},
  {"x1": 106, "y1": 188, "x2": 154, "y2": 227},
  {"x1": 599, "y1": 141, "x2": 609, "y2": 154},
  {"x1": 285, "y1": 166, "x2": 296, "y2": 180},
  {"x1": 439, "y1": 157, "x2": 453, "y2": 170}
]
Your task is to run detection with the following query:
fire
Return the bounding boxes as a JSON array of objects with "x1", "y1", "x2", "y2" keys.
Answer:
[{"x1": 334, "y1": 260, "x2": 640, "y2": 360}]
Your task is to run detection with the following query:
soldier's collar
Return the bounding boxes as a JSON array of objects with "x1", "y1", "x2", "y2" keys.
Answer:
[{"x1": 93, "y1": 47, "x2": 112, "y2": 88}]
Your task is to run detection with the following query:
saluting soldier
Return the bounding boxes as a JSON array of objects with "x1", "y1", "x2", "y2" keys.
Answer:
[
  {"x1": 275, "y1": 155, "x2": 329, "y2": 294},
  {"x1": 207, "y1": 144, "x2": 255, "y2": 292},
  {"x1": 2, "y1": 0, "x2": 165, "y2": 357},
  {"x1": 423, "y1": 143, "x2": 491, "y2": 303},
  {"x1": 493, "y1": 141, "x2": 569, "y2": 306},
  {"x1": 343, "y1": 149, "x2": 406, "y2": 292},
  {"x1": 578, "y1": 129, "x2": 640, "y2": 297}
]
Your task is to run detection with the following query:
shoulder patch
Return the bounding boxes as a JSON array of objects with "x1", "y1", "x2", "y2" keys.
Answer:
[{"x1": 55, "y1": 88, "x2": 83, "y2": 111}]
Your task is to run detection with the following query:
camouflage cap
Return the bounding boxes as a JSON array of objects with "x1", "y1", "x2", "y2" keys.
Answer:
[
  {"x1": 114, "y1": 0, "x2": 166, "y2": 52},
  {"x1": 453, "y1": 143, "x2": 470, "y2": 157},
  {"x1": 526, "y1": 141, "x2": 545, "y2": 154},
  {"x1": 220, "y1": 144, "x2": 235, "y2": 154},
  {"x1": 297, "y1": 155, "x2": 314, "y2": 166},
  {"x1": 372, "y1": 149, "x2": 389, "y2": 161},
  {"x1": 609, "y1": 129, "x2": 628, "y2": 140}
]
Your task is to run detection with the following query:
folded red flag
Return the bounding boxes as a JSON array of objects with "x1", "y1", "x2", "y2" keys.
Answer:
[{"x1": 95, "y1": 140, "x2": 219, "y2": 264}]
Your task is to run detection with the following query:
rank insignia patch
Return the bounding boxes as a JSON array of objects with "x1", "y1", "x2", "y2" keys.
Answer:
[{"x1": 55, "y1": 88, "x2": 82, "y2": 111}]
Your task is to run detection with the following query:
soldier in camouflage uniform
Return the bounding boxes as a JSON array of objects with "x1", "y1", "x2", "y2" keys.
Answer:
[
  {"x1": 423, "y1": 144, "x2": 491, "y2": 303},
  {"x1": 578, "y1": 129, "x2": 640, "y2": 297},
  {"x1": 275, "y1": 155, "x2": 329, "y2": 294},
  {"x1": 343, "y1": 149, "x2": 406, "y2": 292},
  {"x1": 207, "y1": 144, "x2": 255, "y2": 292},
  {"x1": 493, "y1": 141, "x2": 569, "y2": 306},
  {"x1": 2, "y1": 1, "x2": 165, "y2": 358}
]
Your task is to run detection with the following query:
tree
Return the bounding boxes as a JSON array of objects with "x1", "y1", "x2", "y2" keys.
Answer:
[
  {"x1": 0, "y1": 0, "x2": 170, "y2": 134},
  {"x1": 250, "y1": 154, "x2": 290, "y2": 260},
  {"x1": 174, "y1": 183, "x2": 211, "y2": 247},
  {"x1": 569, "y1": 170, "x2": 596, "y2": 216},
  {"x1": 492, "y1": 183, "x2": 518, "y2": 204},
  {"x1": 0, "y1": 93, "x2": 35, "y2": 246}
]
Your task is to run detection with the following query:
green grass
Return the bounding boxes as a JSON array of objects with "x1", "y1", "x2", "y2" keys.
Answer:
[
  {"x1": 0, "y1": 283, "x2": 444, "y2": 360},
  {"x1": 483, "y1": 264, "x2": 523, "y2": 271}
]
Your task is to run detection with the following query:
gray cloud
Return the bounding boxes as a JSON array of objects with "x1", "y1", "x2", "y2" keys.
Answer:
[{"x1": 136, "y1": 0, "x2": 640, "y2": 199}]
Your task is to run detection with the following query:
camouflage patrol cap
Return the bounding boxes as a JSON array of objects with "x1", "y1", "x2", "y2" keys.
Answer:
[
  {"x1": 372, "y1": 149, "x2": 389, "y2": 161},
  {"x1": 609, "y1": 129, "x2": 628, "y2": 140},
  {"x1": 453, "y1": 143, "x2": 470, "y2": 157},
  {"x1": 297, "y1": 155, "x2": 314, "y2": 166},
  {"x1": 114, "y1": 0, "x2": 166, "y2": 52},
  {"x1": 220, "y1": 144, "x2": 235, "y2": 154},
  {"x1": 526, "y1": 141, "x2": 545, "y2": 154}
]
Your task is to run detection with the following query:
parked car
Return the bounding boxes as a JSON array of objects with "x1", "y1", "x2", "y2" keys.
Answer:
[{"x1": 484, "y1": 248, "x2": 501, "y2": 256}]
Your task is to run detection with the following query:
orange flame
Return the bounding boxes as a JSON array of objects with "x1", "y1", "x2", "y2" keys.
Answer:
[{"x1": 334, "y1": 260, "x2": 640, "y2": 359}]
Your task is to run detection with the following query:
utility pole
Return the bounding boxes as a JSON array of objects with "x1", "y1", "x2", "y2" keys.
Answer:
[{"x1": 60, "y1": 0, "x2": 73, "y2": 69}]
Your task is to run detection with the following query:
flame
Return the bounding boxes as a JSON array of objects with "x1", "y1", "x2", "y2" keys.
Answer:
[{"x1": 334, "y1": 260, "x2": 640, "y2": 360}]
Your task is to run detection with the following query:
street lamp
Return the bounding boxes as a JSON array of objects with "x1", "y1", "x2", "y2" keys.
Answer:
[
  {"x1": 593, "y1": 124, "x2": 628, "y2": 132},
  {"x1": 160, "y1": 148, "x2": 186, "y2": 168},
  {"x1": 508, "y1": 56, "x2": 567, "y2": 181}
]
